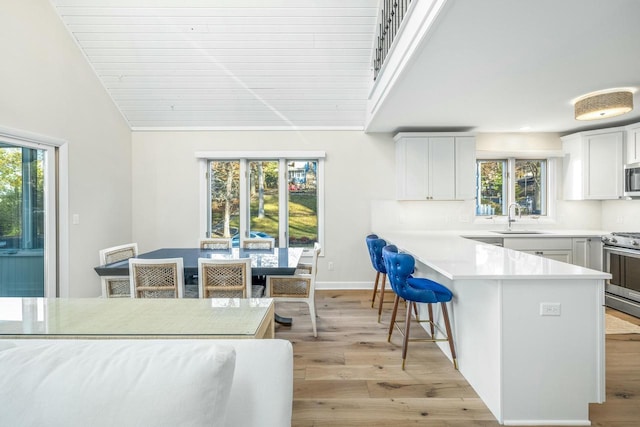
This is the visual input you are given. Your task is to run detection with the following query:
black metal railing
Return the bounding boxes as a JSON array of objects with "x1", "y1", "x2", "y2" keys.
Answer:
[{"x1": 373, "y1": 0, "x2": 413, "y2": 81}]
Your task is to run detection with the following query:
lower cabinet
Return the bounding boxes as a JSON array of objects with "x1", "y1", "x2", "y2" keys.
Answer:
[
  {"x1": 504, "y1": 238, "x2": 574, "y2": 265},
  {"x1": 503, "y1": 237, "x2": 603, "y2": 270},
  {"x1": 572, "y1": 237, "x2": 603, "y2": 271},
  {"x1": 521, "y1": 249, "x2": 572, "y2": 264}
]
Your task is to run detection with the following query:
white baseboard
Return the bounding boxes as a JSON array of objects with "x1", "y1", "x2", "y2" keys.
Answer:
[{"x1": 315, "y1": 281, "x2": 373, "y2": 290}]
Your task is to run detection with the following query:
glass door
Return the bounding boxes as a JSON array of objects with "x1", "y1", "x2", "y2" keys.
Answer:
[{"x1": 0, "y1": 143, "x2": 47, "y2": 296}]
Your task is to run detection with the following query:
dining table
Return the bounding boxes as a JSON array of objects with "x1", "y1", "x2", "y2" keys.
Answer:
[{"x1": 94, "y1": 246, "x2": 304, "y2": 325}]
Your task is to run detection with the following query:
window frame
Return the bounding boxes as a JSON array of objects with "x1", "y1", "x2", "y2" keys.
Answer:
[
  {"x1": 475, "y1": 156, "x2": 556, "y2": 221},
  {"x1": 197, "y1": 151, "x2": 325, "y2": 255}
]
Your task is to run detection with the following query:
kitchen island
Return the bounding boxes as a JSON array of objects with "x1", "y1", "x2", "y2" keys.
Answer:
[{"x1": 378, "y1": 230, "x2": 610, "y2": 426}]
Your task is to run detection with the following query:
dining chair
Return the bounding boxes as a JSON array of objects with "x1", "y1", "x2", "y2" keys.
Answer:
[
  {"x1": 197, "y1": 258, "x2": 253, "y2": 298},
  {"x1": 98, "y1": 243, "x2": 138, "y2": 298},
  {"x1": 241, "y1": 237, "x2": 275, "y2": 250},
  {"x1": 128, "y1": 258, "x2": 185, "y2": 298},
  {"x1": 266, "y1": 242, "x2": 320, "y2": 337},
  {"x1": 382, "y1": 245, "x2": 457, "y2": 370},
  {"x1": 199, "y1": 237, "x2": 232, "y2": 250}
]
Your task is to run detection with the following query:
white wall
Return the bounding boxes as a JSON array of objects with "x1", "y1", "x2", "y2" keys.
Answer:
[
  {"x1": 131, "y1": 130, "x2": 395, "y2": 288},
  {"x1": 0, "y1": 0, "x2": 131, "y2": 297},
  {"x1": 601, "y1": 199, "x2": 640, "y2": 231}
]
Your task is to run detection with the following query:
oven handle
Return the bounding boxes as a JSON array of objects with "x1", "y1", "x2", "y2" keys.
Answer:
[{"x1": 603, "y1": 246, "x2": 640, "y2": 259}]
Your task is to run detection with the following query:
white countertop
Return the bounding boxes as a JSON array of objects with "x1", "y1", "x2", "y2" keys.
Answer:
[
  {"x1": 458, "y1": 229, "x2": 608, "y2": 238},
  {"x1": 377, "y1": 230, "x2": 611, "y2": 280}
]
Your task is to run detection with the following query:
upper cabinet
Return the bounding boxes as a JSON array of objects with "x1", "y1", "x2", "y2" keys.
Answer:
[
  {"x1": 395, "y1": 133, "x2": 476, "y2": 200},
  {"x1": 626, "y1": 123, "x2": 640, "y2": 165},
  {"x1": 562, "y1": 128, "x2": 624, "y2": 200}
]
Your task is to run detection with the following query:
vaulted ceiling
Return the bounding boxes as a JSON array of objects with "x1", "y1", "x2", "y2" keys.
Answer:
[
  {"x1": 50, "y1": 0, "x2": 378, "y2": 129},
  {"x1": 50, "y1": 1, "x2": 640, "y2": 134}
]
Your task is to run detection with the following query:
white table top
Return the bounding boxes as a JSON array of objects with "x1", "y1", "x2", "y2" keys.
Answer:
[{"x1": 378, "y1": 230, "x2": 611, "y2": 280}]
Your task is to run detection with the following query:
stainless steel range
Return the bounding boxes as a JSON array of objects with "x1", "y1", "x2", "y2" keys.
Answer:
[{"x1": 603, "y1": 232, "x2": 640, "y2": 318}]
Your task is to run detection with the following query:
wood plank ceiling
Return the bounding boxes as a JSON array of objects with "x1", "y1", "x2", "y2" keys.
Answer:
[{"x1": 50, "y1": 0, "x2": 379, "y2": 129}]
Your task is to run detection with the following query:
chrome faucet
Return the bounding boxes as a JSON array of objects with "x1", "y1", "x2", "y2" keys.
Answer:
[{"x1": 507, "y1": 203, "x2": 521, "y2": 230}]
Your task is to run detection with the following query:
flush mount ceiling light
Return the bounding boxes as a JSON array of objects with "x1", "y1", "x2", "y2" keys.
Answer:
[{"x1": 574, "y1": 89, "x2": 634, "y2": 121}]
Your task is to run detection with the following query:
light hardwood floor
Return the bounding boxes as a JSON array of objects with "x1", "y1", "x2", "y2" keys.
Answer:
[{"x1": 273, "y1": 290, "x2": 640, "y2": 427}]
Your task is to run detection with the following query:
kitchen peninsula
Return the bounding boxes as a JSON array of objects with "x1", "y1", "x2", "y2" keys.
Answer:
[{"x1": 378, "y1": 230, "x2": 610, "y2": 426}]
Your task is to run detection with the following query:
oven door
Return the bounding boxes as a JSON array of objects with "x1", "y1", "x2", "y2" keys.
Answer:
[{"x1": 604, "y1": 246, "x2": 640, "y2": 303}]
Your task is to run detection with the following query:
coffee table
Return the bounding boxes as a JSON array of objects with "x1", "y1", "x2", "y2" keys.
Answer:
[{"x1": 0, "y1": 297, "x2": 275, "y2": 339}]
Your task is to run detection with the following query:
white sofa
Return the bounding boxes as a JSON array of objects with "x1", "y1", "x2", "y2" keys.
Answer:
[{"x1": 0, "y1": 338, "x2": 293, "y2": 427}]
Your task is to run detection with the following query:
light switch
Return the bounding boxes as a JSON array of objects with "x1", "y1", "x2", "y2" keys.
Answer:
[{"x1": 72, "y1": 214, "x2": 80, "y2": 225}]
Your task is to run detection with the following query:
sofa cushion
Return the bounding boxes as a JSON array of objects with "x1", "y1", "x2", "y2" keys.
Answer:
[{"x1": 0, "y1": 340, "x2": 236, "y2": 427}]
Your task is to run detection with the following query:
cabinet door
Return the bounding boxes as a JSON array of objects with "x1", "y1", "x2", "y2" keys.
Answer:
[
  {"x1": 586, "y1": 132, "x2": 623, "y2": 199},
  {"x1": 396, "y1": 138, "x2": 428, "y2": 200},
  {"x1": 588, "y1": 239, "x2": 603, "y2": 271},
  {"x1": 428, "y1": 137, "x2": 455, "y2": 200},
  {"x1": 572, "y1": 238, "x2": 588, "y2": 268},
  {"x1": 626, "y1": 127, "x2": 640, "y2": 164},
  {"x1": 455, "y1": 136, "x2": 476, "y2": 200},
  {"x1": 526, "y1": 250, "x2": 573, "y2": 264}
]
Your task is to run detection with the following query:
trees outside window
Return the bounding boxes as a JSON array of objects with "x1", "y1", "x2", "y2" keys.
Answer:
[
  {"x1": 476, "y1": 158, "x2": 547, "y2": 217},
  {"x1": 207, "y1": 157, "x2": 321, "y2": 250}
]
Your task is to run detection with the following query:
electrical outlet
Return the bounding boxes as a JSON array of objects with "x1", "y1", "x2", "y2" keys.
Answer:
[
  {"x1": 540, "y1": 302, "x2": 561, "y2": 316},
  {"x1": 327, "y1": 262, "x2": 334, "y2": 271}
]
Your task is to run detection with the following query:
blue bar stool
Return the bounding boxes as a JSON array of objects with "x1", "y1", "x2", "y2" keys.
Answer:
[
  {"x1": 382, "y1": 245, "x2": 458, "y2": 370},
  {"x1": 365, "y1": 234, "x2": 388, "y2": 322}
]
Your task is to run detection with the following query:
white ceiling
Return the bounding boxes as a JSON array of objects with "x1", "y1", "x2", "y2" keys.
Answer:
[
  {"x1": 367, "y1": 0, "x2": 640, "y2": 135},
  {"x1": 51, "y1": 0, "x2": 640, "y2": 134},
  {"x1": 50, "y1": 0, "x2": 378, "y2": 129}
]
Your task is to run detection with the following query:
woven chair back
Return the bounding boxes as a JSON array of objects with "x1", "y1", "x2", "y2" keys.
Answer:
[
  {"x1": 129, "y1": 258, "x2": 184, "y2": 298},
  {"x1": 241, "y1": 238, "x2": 275, "y2": 250},
  {"x1": 199, "y1": 238, "x2": 232, "y2": 250},
  {"x1": 198, "y1": 258, "x2": 252, "y2": 298},
  {"x1": 100, "y1": 243, "x2": 138, "y2": 265}
]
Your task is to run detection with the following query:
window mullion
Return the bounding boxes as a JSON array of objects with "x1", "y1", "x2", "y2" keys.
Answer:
[
  {"x1": 279, "y1": 159, "x2": 288, "y2": 247},
  {"x1": 507, "y1": 158, "x2": 516, "y2": 208},
  {"x1": 239, "y1": 159, "x2": 249, "y2": 239}
]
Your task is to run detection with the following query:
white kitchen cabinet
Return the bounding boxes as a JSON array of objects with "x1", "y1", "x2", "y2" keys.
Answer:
[
  {"x1": 572, "y1": 237, "x2": 603, "y2": 271},
  {"x1": 504, "y1": 237, "x2": 573, "y2": 264},
  {"x1": 455, "y1": 136, "x2": 476, "y2": 200},
  {"x1": 625, "y1": 123, "x2": 640, "y2": 164},
  {"x1": 562, "y1": 128, "x2": 624, "y2": 200},
  {"x1": 521, "y1": 250, "x2": 572, "y2": 264},
  {"x1": 395, "y1": 132, "x2": 476, "y2": 200}
]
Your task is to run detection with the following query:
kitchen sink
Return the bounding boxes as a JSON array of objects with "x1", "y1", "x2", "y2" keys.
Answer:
[{"x1": 491, "y1": 230, "x2": 547, "y2": 235}]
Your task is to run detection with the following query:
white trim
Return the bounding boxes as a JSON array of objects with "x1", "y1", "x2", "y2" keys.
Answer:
[
  {"x1": 133, "y1": 126, "x2": 363, "y2": 132},
  {"x1": 476, "y1": 150, "x2": 564, "y2": 159},
  {"x1": 278, "y1": 159, "x2": 288, "y2": 247},
  {"x1": 0, "y1": 125, "x2": 66, "y2": 147},
  {"x1": 316, "y1": 158, "x2": 326, "y2": 256},
  {"x1": 198, "y1": 159, "x2": 209, "y2": 238},
  {"x1": 57, "y1": 144, "x2": 69, "y2": 297},
  {"x1": 196, "y1": 151, "x2": 326, "y2": 160},
  {"x1": 315, "y1": 281, "x2": 373, "y2": 290}
]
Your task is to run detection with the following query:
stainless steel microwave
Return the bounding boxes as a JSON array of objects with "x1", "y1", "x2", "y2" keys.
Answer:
[{"x1": 624, "y1": 163, "x2": 640, "y2": 197}]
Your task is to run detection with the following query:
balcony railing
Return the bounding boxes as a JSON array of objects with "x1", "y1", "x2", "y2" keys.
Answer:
[{"x1": 373, "y1": 0, "x2": 414, "y2": 81}]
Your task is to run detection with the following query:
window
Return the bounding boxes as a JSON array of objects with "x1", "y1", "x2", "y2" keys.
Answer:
[
  {"x1": 476, "y1": 158, "x2": 548, "y2": 216},
  {"x1": 201, "y1": 152, "x2": 324, "y2": 252}
]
